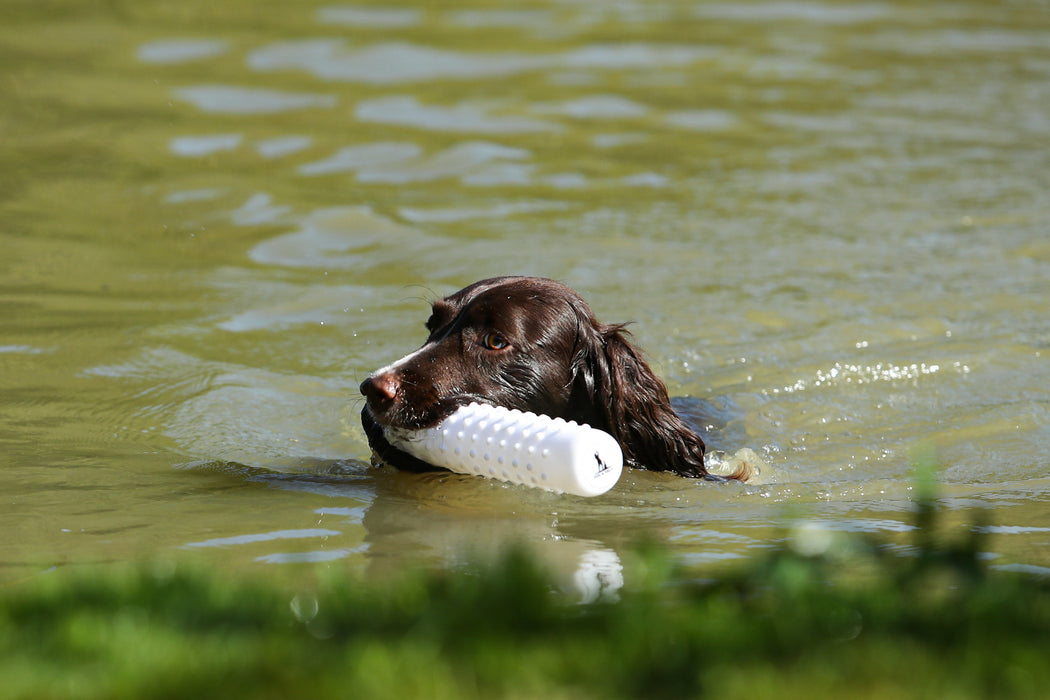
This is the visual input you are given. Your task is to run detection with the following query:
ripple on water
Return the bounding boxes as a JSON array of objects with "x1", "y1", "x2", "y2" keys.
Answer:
[
  {"x1": 169, "y1": 134, "x2": 242, "y2": 157},
  {"x1": 247, "y1": 39, "x2": 717, "y2": 84},
  {"x1": 694, "y1": 2, "x2": 890, "y2": 25},
  {"x1": 531, "y1": 95, "x2": 650, "y2": 119},
  {"x1": 182, "y1": 528, "x2": 342, "y2": 549},
  {"x1": 137, "y1": 38, "x2": 229, "y2": 64},
  {"x1": 298, "y1": 141, "x2": 531, "y2": 185},
  {"x1": 173, "y1": 85, "x2": 337, "y2": 114},
  {"x1": 355, "y1": 95, "x2": 560, "y2": 134},
  {"x1": 256, "y1": 136, "x2": 314, "y2": 159},
  {"x1": 247, "y1": 205, "x2": 446, "y2": 271},
  {"x1": 315, "y1": 6, "x2": 422, "y2": 28},
  {"x1": 297, "y1": 142, "x2": 421, "y2": 177},
  {"x1": 230, "y1": 193, "x2": 293, "y2": 226}
]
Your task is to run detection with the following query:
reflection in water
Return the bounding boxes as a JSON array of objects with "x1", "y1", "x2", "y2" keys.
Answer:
[
  {"x1": 137, "y1": 38, "x2": 229, "y2": 64},
  {"x1": 164, "y1": 187, "x2": 227, "y2": 204},
  {"x1": 247, "y1": 39, "x2": 714, "y2": 84},
  {"x1": 354, "y1": 142, "x2": 532, "y2": 185},
  {"x1": 183, "y1": 528, "x2": 342, "y2": 549},
  {"x1": 316, "y1": 6, "x2": 423, "y2": 29},
  {"x1": 256, "y1": 136, "x2": 313, "y2": 159},
  {"x1": 247, "y1": 206, "x2": 443, "y2": 270},
  {"x1": 664, "y1": 109, "x2": 736, "y2": 131},
  {"x1": 532, "y1": 95, "x2": 649, "y2": 119},
  {"x1": 169, "y1": 134, "x2": 242, "y2": 157},
  {"x1": 298, "y1": 143, "x2": 422, "y2": 176},
  {"x1": 173, "y1": 85, "x2": 337, "y2": 114},
  {"x1": 398, "y1": 200, "x2": 569, "y2": 224},
  {"x1": 355, "y1": 95, "x2": 560, "y2": 134},
  {"x1": 247, "y1": 39, "x2": 544, "y2": 83},
  {"x1": 293, "y1": 141, "x2": 532, "y2": 185},
  {"x1": 693, "y1": 3, "x2": 890, "y2": 24},
  {"x1": 185, "y1": 461, "x2": 628, "y2": 600},
  {"x1": 230, "y1": 193, "x2": 293, "y2": 226},
  {"x1": 359, "y1": 470, "x2": 629, "y2": 602}
]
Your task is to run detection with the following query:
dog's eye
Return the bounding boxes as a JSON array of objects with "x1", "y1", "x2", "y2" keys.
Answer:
[{"x1": 481, "y1": 331, "x2": 509, "y2": 350}]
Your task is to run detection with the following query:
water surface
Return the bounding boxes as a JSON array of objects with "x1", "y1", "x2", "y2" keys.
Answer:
[{"x1": 3, "y1": 0, "x2": 1049, "y2": 592}]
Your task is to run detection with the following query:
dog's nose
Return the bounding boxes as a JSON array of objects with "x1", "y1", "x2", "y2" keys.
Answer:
[{"x1": 360, "y1": 372, "x2": 399, "y2": 408}]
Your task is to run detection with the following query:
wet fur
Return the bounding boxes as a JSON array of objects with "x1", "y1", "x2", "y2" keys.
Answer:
[{"x1": 360, "y1": 276, "x2": 749, "y2": 481}]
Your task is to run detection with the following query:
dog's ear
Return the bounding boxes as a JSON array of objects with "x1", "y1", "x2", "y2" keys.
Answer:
[{"x1": 570, "y1": 323, "x2": 737, "y2": 480}]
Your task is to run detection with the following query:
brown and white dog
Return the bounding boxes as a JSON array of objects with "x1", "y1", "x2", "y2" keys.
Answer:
[{"x1": 361, "y1": 276, "x2": 749, "y2": 481}]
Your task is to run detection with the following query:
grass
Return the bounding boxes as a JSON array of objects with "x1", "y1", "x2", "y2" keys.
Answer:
[{"x1": 3, "y1": 466, "x2": 1050, "y2": 699}]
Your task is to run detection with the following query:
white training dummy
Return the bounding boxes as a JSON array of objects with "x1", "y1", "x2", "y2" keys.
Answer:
[{"x1": 387, "y1": 402, "x2": 623, "y2": 497}]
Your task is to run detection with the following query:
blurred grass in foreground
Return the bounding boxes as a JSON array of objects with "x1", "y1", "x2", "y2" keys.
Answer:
[{"x1": 3, "y1": 463, "x2": 1049, "y2": 699}]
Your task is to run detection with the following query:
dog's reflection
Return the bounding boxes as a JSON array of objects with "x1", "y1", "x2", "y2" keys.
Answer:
[{"x1": 360, "y1": 468, "x2": 631, "y2": 602}]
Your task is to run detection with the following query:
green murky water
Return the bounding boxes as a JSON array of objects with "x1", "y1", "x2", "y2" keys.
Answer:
[{"x1": 3, "y1": 0, "x2": 1049, "y2": 592}]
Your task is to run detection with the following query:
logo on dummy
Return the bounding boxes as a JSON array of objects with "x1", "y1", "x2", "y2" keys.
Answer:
[{"x1": 593, "y1": 452, "x2": 610, "y2": 478}]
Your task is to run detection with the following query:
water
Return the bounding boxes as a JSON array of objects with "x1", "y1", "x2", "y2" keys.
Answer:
[{"x1": 3, "y1": 0, "x2": 1049, "y2": 592}]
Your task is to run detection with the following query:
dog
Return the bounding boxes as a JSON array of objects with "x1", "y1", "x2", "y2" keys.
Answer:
[{"x1": 360, "y1": 276, "x2": 750, "y2": 481}]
